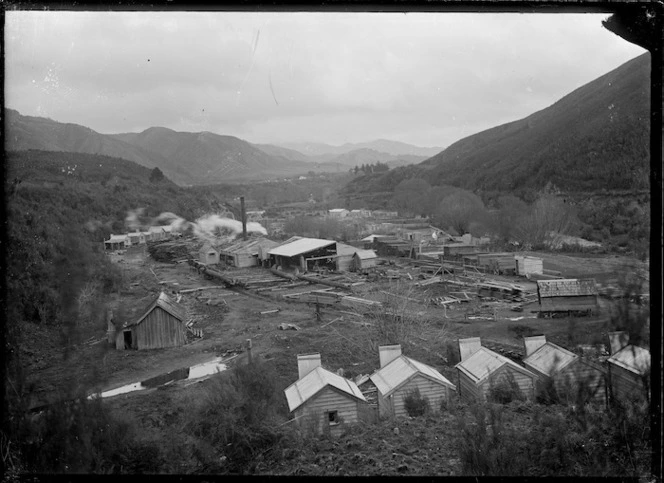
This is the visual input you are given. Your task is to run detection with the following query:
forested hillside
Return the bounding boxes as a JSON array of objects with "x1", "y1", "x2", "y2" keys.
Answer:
[
  {"x1": 421, "y1": 53, "x2": 650, "y2": 194},
  {"x1": 343, "y1": 53, "x2": 649, "y2": 201},
  {"x1": 4, "y1": 150, "x2": 220, "y2": 327}
]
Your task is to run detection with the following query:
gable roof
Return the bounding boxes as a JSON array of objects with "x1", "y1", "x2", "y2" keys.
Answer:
[
  {"x1": 218, "y1": 237, "x2": 279, "y2": 255},
  {"x1": 455, "y1": 347, "x2": 537, "y2": 384},
  {"x1": 126, "y1": 292, "x2": 186, "y2": 328},
  {"x1": 354, "y1": 249, "x2": 378, "y2": 260},
  {"x1": 268, "y1": 238, "x2": 336, "y2": 258},
  {"x1": 537, "y1": 279, "x2": 598, "y2": 298},
  {"x1": 608, "y1": 345, "x2": 651, "y2": 375},
  {"x1": 523, "y1": 342, "x2": 578, "y2": 376},
  {"x1": 106, "y1": 234, "x2": 129, "y2": 243},
  {"x1": 284, "y1": 366, "x2": 366, "y2": 412},
  {"x1": 369, "y1": 355, "x2": 455, "y2": 397}
]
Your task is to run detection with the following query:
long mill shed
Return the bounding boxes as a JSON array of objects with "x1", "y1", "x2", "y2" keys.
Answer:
[
  {"x1": 118, "y1": 292, "x2": 187, "y2": 350},
  {"x1": 455, "y1": 338, "x2": 538, "y2": 403},
  {"x1": 607, "y1": 331, "x2": 651, "y2": 404},
  {"x1": 368, "y1": 345, "x2": 456, "y2": 418},
  {"x1": 284, "y1": 353, "x2": 368, "y2": 436},
  {"x1": 522, "y1": 335, "x2": 607, "y2": 406},
  {"x1": 536, "y1": 278, "x2": 599, "y2": 317}
]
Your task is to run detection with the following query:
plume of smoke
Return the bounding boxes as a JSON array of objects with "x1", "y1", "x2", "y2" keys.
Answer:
[
  {"x1": 150, "y1": 211, "x2": 267, "y2": 241},
  {"x1": 194, "y1": 214, "x2": 267, "y2": 239},
  {"x1": 125, "y1": 207, "x2": 146, "y2": 231}
]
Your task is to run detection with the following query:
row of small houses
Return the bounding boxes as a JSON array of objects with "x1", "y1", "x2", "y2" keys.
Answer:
[
  {"x1": 199, "y1": 236, "x2": 379, "y2": 273},
  {"x1": 104, "y1": 226, "x2": 178, "y2": 250},
  {"x1": 284, "y1": 336, "x2": 650, "y2": 435}
]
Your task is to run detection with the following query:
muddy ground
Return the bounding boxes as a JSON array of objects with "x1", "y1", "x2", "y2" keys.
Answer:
[{"x1": 21, "y1": 248, "x2": 649, "y2": 474}]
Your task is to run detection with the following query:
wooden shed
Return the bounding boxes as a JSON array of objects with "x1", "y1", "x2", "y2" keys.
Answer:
[
  {"x1": 607, "y1": 331, "x2": 651, "y2": 404},
  {"x1": 335, "y1": 242, "x2": 357, "y2": 272},
  {"x1": 119, "y1": 292, "x2": 187, "y2": 350},
  {"x1": 104, "y1": 234, "x2": 130, "y2": 251},
  {"x1": 522, "y1": 335, "x2": 607, "y2": 406},
  {"x1": 198, "y1": 242, "x2": 220, "y2": 265},
  {"x1": 218, "y1": 237, "x2": 280, "y2": 268},
  {"x1": 128, "y1": 231, "x2": 146, "y2": 245},
  {"x1": 268, "y1": 238, "x2": 337, "y2": 272},
  {"x1": 369, "y1": 345, "x2": 456, "y2": 418},
  {"x1": 455, "y1": 338, "x2": 538, "y2": 403},
  {"x1": 536, "y1": 279, "x2": 599, "y2": 317},
  {"x1": 351, "y1": 249, "x2": 378, "y2": 272},
  {"x1": 514, "y1": 255, "x2": 544, "y2": 277},
  {"x1": 284, "y1": 353, "x2": 368, "y2": 436},
  {"x1": 477, "y1": 253, "x2": 517, "y2": 275}
]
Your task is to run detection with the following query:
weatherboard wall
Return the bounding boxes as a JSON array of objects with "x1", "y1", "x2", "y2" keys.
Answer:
[
  {"x1": 457, "y1": 365, "x2": 537, "y2": 403},
  {"x1": 292, "y1": 385, "x2": 365, "y2": 436},
  {"x1": 526, "y1": 358, "x2": 607, "y2": 406},
  {"x1": 608, "y1": 362, "x2": 649, "y2": 404},
  {"x1": 131, "y1": 306, "x2": 186, "y2": 350},
  {"x1": 378, "y1": 374, "x2": 454, "y2": 419}
]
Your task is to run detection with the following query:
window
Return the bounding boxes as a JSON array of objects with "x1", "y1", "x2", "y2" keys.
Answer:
[{"x1": 328, "y1": 411, "x2": 339, "y2": 425}]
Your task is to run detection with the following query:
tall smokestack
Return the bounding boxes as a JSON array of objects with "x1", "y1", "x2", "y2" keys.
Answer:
[{"x1": 240, "y1": 196, "x2": 247, "y2": 240}]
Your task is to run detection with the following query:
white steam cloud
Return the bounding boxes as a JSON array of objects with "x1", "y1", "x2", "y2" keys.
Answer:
[{"x1": 131, "y1": 210, "x2": 270, "y2": 242}]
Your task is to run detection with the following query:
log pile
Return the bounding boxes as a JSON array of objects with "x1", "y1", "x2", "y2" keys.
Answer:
[{"x1": 148, "y1": 240, "x2": 193, "y2": 263}]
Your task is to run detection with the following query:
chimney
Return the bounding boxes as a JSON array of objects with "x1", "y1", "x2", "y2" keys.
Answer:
[
  {"x1": 459, "y1": 337, "x2": 482, "y2": 361},
  {"x1": 608, "y1": 331, "x2": 629, "y2": 355},
  {"x1": 523, "y1": 335, "x2": 547, "y2": 357},
  {"x1": 379, "y1": 344, "x2": 402, "y2": 368},
  {"x1": 240, "y1": 196, "x2": 247, "y2": 240},
  {"x1": 297, "y1": 353, "x2": 321, "y2": 379}
]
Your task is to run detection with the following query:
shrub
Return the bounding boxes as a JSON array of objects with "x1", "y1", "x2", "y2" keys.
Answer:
[
  {"x1": 184, "y1": 360, "x2": 289, "y2": 474},
  {"x1": 487, "y1": 373, "x2": 525, "y2": 404},
  {"x1": 402, "y1": 387, "x2": 430, "y2": 417},
  {"x1": 508, "y1": 323, "x2": 536, "y2": 339}
]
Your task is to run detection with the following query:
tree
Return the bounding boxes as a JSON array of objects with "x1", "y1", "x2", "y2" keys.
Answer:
[
  {"x1": 433, "y1": 190, "x2": 487, "y2": 235},
  {"x1": 149, "y1": 167, "x2": 165, "y2": 183}
]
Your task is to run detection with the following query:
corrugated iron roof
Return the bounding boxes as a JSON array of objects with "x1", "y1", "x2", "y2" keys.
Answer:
[
  {"x1": 268, "y1": 238, "x2": 336, "y2": 258},
  {"x1": 218, "y1": 237, "x2": 279, "y2": 255},
  {"x1": 354, "y1": 249, "x2": 378, "y2": 260},
  {"x1": 284, "y1": 366, "x2": 366, "y2": 412},
  {"x1": 523, "y1": 342, "x2": 578, "y2": 376},
  {"x1": 537, "y1": 279, "x2": 598, "y2": 298},
  {"x1": 106, "y1": 234, "x2": 129, "y2": 243},
  {"x1": 608, "y1": 345, "x2": 651, "y2": 375},
  {"x1": 126, "y1": 292, "x2": 186, "y2": 328},
  {"x1": 369, "y1": 355, "x2": 455, "y2": 397},
  {"x1": 455, "y1": 347, "x2": 536, "y2": 383}
]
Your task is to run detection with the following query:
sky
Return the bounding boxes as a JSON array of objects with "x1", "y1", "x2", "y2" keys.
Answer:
[{"x1": 4, "y1": 10, "x2": 647, "y2": 149}]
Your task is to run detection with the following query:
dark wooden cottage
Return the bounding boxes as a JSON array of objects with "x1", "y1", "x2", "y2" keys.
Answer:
[{"x1": 118, "y1": 292, "x2": 187, "y2": 350}]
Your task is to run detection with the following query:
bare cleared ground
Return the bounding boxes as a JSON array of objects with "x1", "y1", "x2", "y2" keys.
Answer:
[{"x1": 21, "y1": 248, "x2": 649, "y2": 474}]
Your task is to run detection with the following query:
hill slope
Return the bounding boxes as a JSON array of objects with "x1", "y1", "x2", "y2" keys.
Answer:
[
  {"x1": 5, "y1": 110, "x2": 315, "y2": 185},
  {"x1": 420, "y1": 53, "x2": 650, "y2": 194},
  {"x1": 4, "y1": 109, "x2": 195, "y2": 184}
]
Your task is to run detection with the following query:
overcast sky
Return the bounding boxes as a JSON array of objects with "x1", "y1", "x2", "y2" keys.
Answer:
[{"x1": 5, "y1": 11, "x2": 646, "y2": 148}]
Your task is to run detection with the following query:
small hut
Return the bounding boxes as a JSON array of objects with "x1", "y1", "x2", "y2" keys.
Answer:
[
  {"x1": 284, "y1": 353, "x2": 368, "y2": 436},
  {"x1": 117, "y1": 292, "x2": 187, "y2": 350},
  {"x1": 104, "y1": 234, "x2": 130, "y2": 251},
  {"x1": 369, "y1": 345, "x2": 456, "y2": 418},
  {"x1": 455, "y1": 337, "x2": 538, "y2": 403},
  {"x1": 351, "y1": 249, "x2": 378, "y2": 272},
  {"x1": 198, "y1": 242, "x2": 220, "y2": 265},
  {"x1": 522, "y1": 335, "x2": 607, "y2": 406},
  {"x1": 607, "y1": 331, "x2": 651, "y2": 404},
  {"x1": 514, "y1": 255, "x2": 544, "y2": 277}
]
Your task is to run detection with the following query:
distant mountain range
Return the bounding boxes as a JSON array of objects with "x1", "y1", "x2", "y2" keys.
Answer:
[
  {"x1": 279, "y1": 140, "x2": 444, "y2": 158},
  {"x1": 5, "y1": 110, "x2": 431, "y2": 185}
]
